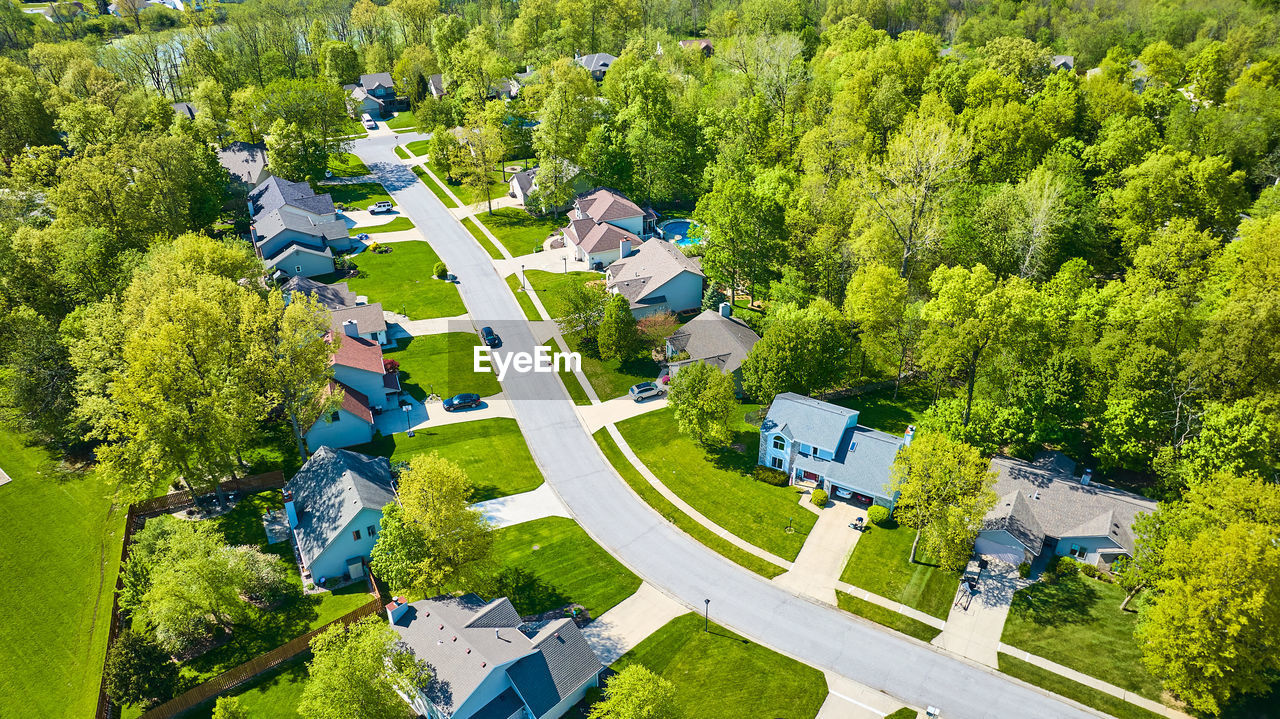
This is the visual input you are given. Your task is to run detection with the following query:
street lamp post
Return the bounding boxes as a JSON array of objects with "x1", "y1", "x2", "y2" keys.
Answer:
[
  {"x1": 704, "y1": 598, "x2": 710, "y2": 632},
  {"x1": 521, "y1": 264, "x2": 526, "y2": 289},
  {"x1": 563, "y1": 256, "x2": 567, "y2": 274}
]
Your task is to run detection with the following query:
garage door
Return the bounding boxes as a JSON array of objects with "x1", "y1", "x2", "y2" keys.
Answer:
[{"x1": 974, "y1": 536, "x2": 1024, "y2": 565}]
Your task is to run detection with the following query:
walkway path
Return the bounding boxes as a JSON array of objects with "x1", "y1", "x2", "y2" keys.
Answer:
[
  {"x1": 579, "y1": 582, "x2": 687, "y2": 664},
  {"x1": 348, "y1": 133, "x2": 1107, "y2": 719},
  {"x1": 578, "y1": 395, "x2": 668, "y2": 432},
  {"x1": 997, "y1": 645, "x2": 1191, "y2": 719},
  {"x1": 772, "y1": 502, "x2": 865, "y2": 604},
  {"x1": 819, "y1": 671, "x2": 922, "y2": 719},
  {"x1": 474, "y1": 483, "x2": 569, "y2": 528}
]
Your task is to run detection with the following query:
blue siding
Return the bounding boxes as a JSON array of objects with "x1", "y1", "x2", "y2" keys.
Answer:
[{"x1": 308, "y1": 507, "x2": 385, "y2": 582}]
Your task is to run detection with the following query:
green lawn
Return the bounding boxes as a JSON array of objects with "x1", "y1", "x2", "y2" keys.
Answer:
[
  {"x1": 406, "y1": 139, "x2": 431, "y2": 156},
  {"x1": 835, "y1": 591, "x2": 941, "y2": 643},
  {"x1": 334, "y1": 117, "x2": 369, "y2": 138},
  {"x1": 351, "y1": 418, "x2": 543, "y2": 502},
  {"x1": 387, "y1": 110, "x2": 419, "y2": 131},
  {"x1": 526, "y1": 269, "x2": 598, "y2": 319},
  {"x1": 885, "y1": 710, "x2": 918, "y2": 719},
  {"x1": 830, "y1": 383, "x2": 936, "y2": 436},
  {"x1": 997, "y1": 654, "x2": 1165, "y2": 719},
  {"x1": 394, "y1": 145, "x2": 410, "y2": 160},
  {"x1": 180, "y1": 658, "x2": 312, "y2": 719},
  {"x1": 506, "y1": 273, "x2": 541, "y2": 321},
  {"x1": 473, "y1": 207, "x2": 564, "y2": 258},
  {"x1": 463, "y1": 216, "x2": 504, "y2": 259},
  {"x1": 412, "y1": 164, "x2": 458, "y2": 207},
  {"x1": 1001, "y1": 574, "x2": 1163, "y2": 700},
  {"x1": 594, "y1": 429, "x2": 787, "y2": 579},
  {"x1": 838, "y1": 520, "x2": 961, "y2": 620},
  {"x1": 427, "y1": 160, "x2": 507, "y2": 206},
  {"x1": 385, "y1": 333, "x2": 500, "y2": 401},
  {"x1": 341, "y1": 242, "x2": 466, "y2": 319},
  {"x1": 478, "y1": 517, "x2": 641, "y2": 620},
  {"x1": 355, "y1": 216, "x2": 415, "y2": 235},
  {"x1": 0, "y1": 429, "x2": 126, "y2": 719},
  {"x1": 559, "y1": 364, "x2": 593, "y2": 405},
  {"x1": 616, "y1": 408, "x2": 815, "y2": 561},
  {"x1": 327, "y1": 152, "x2": 370, "y2": 177},
  {"x1": 613, "y1": 614, "x2": 827, "y2": 719},
  {"x1": 325, "y1": 182, "x2": 392, "y2": 210}
]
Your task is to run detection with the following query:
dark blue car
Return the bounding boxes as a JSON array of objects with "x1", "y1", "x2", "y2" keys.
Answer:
[
  {"x1": 480, "y1": 326, "x2": 501, "y2": 348},
  {"x1": 442, "y1": 393, "x2": 482, "y2": 411}
]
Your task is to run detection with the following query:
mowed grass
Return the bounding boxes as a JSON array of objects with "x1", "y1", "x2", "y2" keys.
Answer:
[
  {"x1": 394, "y1": 145, "x2": 410, "y2": 160},
  {"x1": 473, "y1": 207, "x2": 564, "y2": 258},
  {"x1": 427, "y1": 160, "x2": 506, "y2": 206},
  {"x1": 342, "y1": 242, "x2": 466, "y2": 319},
  {"x1": 830, "y1": 383, "x2": 936, "y2": 436},
  {"x1": 613, "y1": 613, "x2": 827, "y2": 719},
  {"x1": 593, "y1": 429, "x2": 787, "y2": 579},
  {"x1": 405, "y1": 139, "x2": 431, "y2": 156},
  {"x1": 0, "y1": 430, "x2": 126, "y2": 719},
  {"x1": 412, "y1": 164, "x2": 458, "y2": 208},
  {"x1": 481, "y1": 517, "x2": 641, "y2": 620},
  {"x1": 356, "y1": 216, "x2": 415, "y2": 235},
  {"x1": 385, "y1": 333, "x2": 500, "y2": 401},
  {"x1": 463, "y1": 216, "x2": 504, "y2": 259},
  {"x1": 1002, "y1": 574, "x2": 1162, "y2": 700},
  {"x1": 526, "y1": 269, "x2": 598, "y2": 319},
  {"x1": 839, "y1": 520, "x2": 961, "y2": 620},
  {"x1": 506, "y1": 273, "x2": 541, "y2": 321},
  {"x1": 327, "y1": 152, "x2": 370, "y2": 177},
  {"x1": 997, "y1": 654, "x2": 1166, "y2": 719},
  {"x1": 616, "y1": 408, "x2": 815, "y2": 561},
  {"x1": 181, "y1": 658, "x2": 312, "y2": 719},
  {"x1": 836, "y1": 590, "x2": 941, "y2": 643},
  {"x1": 387, "y1": 110, "x2": 419, "y2": 130},
  {"x1": 324, "y1": 182, "x2": 392, "y2": 210},
  {"x1": 352, "y1": 418, "x2": 543, "y2": 502}
]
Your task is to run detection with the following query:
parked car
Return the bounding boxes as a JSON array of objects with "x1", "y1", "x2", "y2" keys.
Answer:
[
  {"x1": 480, "y1": 326, "x2": 500, "y2": 348},
  {"x1": 442, "y1": 393, "x2": 482, "y2": 411},
  {"x1": 361, "y1": 113, "x2": 378, "y2": 130},
  {"x1": 628, "y1": 382, "x2": 665, "y2": 402},
  {"x1": 354, "y1": 232, "x2": 370, "y2": 242},
  {"x1": 369, "y1": 200, "x2": 394, "y2": 213}
]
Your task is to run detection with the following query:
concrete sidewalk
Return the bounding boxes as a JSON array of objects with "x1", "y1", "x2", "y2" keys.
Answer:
[
  {"x1": 495, "y1": 245, "x2": 581, "y2": 276},
  {"x1": 819, "y1": 671, "x2": 922, "y2": 719},
  {"x1": 932, "y1": 560, "x2": 1024, "y2": 667},
  {"x1": 474, "y1": 483, "x2": 570, "y2": 528},
  {"x1": 385, "y1": 311, "x2": 471, "y2": 338},
  {"x1": 772, "y1": 502, "x2": 865, "y2": 604},
  {"x1": 580, "y1": 582, "x2": 687, "y2": 663},
  {"x1": 578, "y1": 395, "x2": 668, "y2": 432},
  {"x1": 997, "y1": 645, "x2": 1192, "y2": 719}
]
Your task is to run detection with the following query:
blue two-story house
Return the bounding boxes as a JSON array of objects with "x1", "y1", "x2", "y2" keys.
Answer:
[
  {"x1": 757, "y1": 393, "x2": 911, "y2": 509},
  {"x1": 346, "y1": 72, "x2": 401, "y2": 118},
  {"x1": 284, "y1": 447, "x2": 396, "y2": 585}
]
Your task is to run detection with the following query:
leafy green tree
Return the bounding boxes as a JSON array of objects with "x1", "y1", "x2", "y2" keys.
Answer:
[
  {"x1": 266, "y1": 119, "x2": 328, "y2": 183},
  {"x1": 211, "y1": 696, "x2": 249, "y2": 719},
  {"x1": 597, "y1": 294, "x2": 642, "y2": 361},
  {"x1": 102, "y1": 630, "x2": 179, "y2": 709},
  {"x1": 369, "y1": 453, "x2": 492, "y2": 594},
  {"x1": 532, "y1": 58, "x2": 598, "y2": 212},
  {"x1": 845, "y1": 263, "x2": 919, "y2": 392},
  {"x1": 428, "y1": 124, "x2": 462, "y2": 181},
  {"x1": 668, "y1": 361, "x2": 737, "y2": 447},
  {"x1": 321, "y1": 40, "x2": 360, "y2": 86},
  {"x1": 588, "y1": 664, "x2": 682, "y2": 719},
  {"x1": 556, "y1": 280, "x2": 610, "y2": 348},
  {"x1": 694, "y1": 175, "x2": 786, "y2": 303},
  {"x1": 741, "y1": 300, "x2": 851, "y2": 400},
  {"x1": 886, "y1": 432, "x2": 996, "y2": 568},
  {"x1": 299, "y1": 616, "x2": 429, "y2": 719},
  {"x1": 0, "y1": 57, "x2": 56, "y2": 164}
]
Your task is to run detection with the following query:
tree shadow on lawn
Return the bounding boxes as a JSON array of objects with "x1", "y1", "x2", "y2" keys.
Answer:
[
  {"x1": 481, "y1": 567, "x2": 569, "y2": 617},
  {"x1": 706, "y1": 428, "x2": 767, "y2": 474},
  {"x1": 1011, "y1": 574, "x2": 1100, "y2": 627},
  {"x1": 183, "y1": 587, "x2": 323, "y2": 678}
]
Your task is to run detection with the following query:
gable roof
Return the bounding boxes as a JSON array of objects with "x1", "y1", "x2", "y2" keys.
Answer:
[
  {"x1": 325, "y1": 380, "x2": 374, "y2": 425},
  {"x1": 218, "y1": 141, "x2": 268, "y2": 185},
  {"x1": 331, "y1": 303, "x2": 387, "y2": 337},
  {"x1": 606, "y1": 239, "x2": 703, "y2": 308},
  {"x1": 428, "y1": 73, "x2": 446, "y2": 97},
  {"x1": 390, "y1": 594, "x2": 602, "y2": 717},
  {"x1": 262, "y1": 243, "x2": 333, "y2": 271},
  {"x1": 576, "y1": 52, "x2": 616, "y2": 74},
  {"x1": 666, "y1": 309, "x2": 760, "y2": 374},
  {"x1": 282, "y1": 276, "x2": 356, "y2": 310},
  {"x1": 285, "y1": 447, "x2": 394, "y2": 567},
  {"x1": 511, "y1": 168, "x2": 537, "y2": 196},
  {"x1": 249, "y1": 176, "x2": 336, "y2": 218},
  {"x1": 360, "y1": 72, "x2": 395, "y2": 91},
  {"x1": 576, "y1": 187, "x2": 644, "y2": 223},
  {"x1": 253, "y1": 206, "x2": 348, "y2": 248},
  {"x1": 565, "y1": 217, "x2": 641, "y2": 254},
  {"x1": 793, "y1": 425, "x2": 905, "y2": 501},
  {"x1": 761, "y1": 392, "x2": 858, "y2": 450},
  {"x1": 982, "y1": 452, "x2": 1157, "y2": 555},
  {"x1": 331, "y1": 334, "x2": 385, "y2": 374},
  {"x1": 171, "y1": 102, "x2": 196, "y2": 121}
]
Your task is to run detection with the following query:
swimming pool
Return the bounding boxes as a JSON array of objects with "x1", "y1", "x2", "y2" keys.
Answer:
[{"x1": 660, "y1": 219, "x2": 699, "y2": 246}]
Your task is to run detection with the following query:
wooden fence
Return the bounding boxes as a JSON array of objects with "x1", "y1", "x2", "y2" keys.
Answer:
[
  {"x1": 92, "y1": 470, "x2": 294, "y2": 719},
  {"x1": 138, "y1": 597, "x2": 382, "y2": 719}
]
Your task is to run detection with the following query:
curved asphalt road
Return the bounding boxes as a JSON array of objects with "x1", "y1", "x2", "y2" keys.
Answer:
[{"x1": 351, "y1": 132, "x2": 1100, "y2": 719}]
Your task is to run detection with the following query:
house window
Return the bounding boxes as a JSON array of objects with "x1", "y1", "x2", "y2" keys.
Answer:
[
  {"x1": 772, "y1": 436, "x2": 785, "y2": 451},
  {"x1": 1069, "y1": 543, "x2": 1085, "y2": 558},
  {"x1": 352, "y1": 529, "x2": 362, "y2": 541},
  {"x1": 295, "y1": 265, "x2": 302, "y2": 274},
  {"x1": 367, "y1": 525, "x2": 377, "y2": 537},
  {"x1": 770, "y1": 456, "x2": 783, "y2": 470},
  {"x1": 329, "y1": 411, "x2": 340, "y2": 423}
]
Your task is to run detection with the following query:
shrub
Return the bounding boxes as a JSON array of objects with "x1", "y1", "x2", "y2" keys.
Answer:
[
  {"x1": 103, "y1": 630, "x2": 180, "y2": 708},
  {"x1": 811, "y1": 488, "x2": 828, "y2": 507},
  {"x1": 1048, "y1": 555, "x2": 1080, "y2": 581},
  {"x1": 1017, "y1": 562, "x2": 1031, "y2": 579},
  {"x1": 1079, "y1": 562, "x2": 1100, "y2": 578},
  {"x1": 867, "y1": 505, "x2": 890, "y2": 526},
  {"x1": 434, "y1": 262, "x2": 448, "y2": 279},
  {"x1": 752, "y1": 466, "x2": 789, "y2": 486}
]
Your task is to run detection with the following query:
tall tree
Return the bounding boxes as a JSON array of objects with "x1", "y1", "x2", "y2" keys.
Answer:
[
  {"x1": 588, "y1": 664, "x2": 682, "y2": 719},
  {"x1": 299, "y1": 616, "x2": 430, "y2": 719},
  {"x1": 667, "y1": 361, "x2": 737, "y2": 447},
  {"x1": 532, "y1": 58, "x2": 597, "y2": 213},
  {"x1": 597, "y1": 294, "x2": 642, "y2": 361},
  {"x1": 886, "y1": 432, "x2": 996, "y2": 567}
]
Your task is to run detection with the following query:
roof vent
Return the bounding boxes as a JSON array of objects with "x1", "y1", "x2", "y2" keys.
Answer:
[
  {"x1": 466, "y1": 648, "x2": 471, "y2": 654},
  {"x1": 481, "y1": 662, "x2": 487, "y2": 668},
  {"x1": 1033, "y1": 491, "x2": 1041, "y2": 500}
]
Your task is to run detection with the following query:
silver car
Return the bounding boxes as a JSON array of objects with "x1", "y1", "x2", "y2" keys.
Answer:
[{"x1": 628, "y1": 382, "x2": 665, "y2": 402}]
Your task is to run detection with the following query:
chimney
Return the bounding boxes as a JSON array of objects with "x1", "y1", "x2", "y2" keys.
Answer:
[
  {"x1": 387, "y1": 596, "x2": 410, "y2": 624},
  {"x1": 619, "y1": 238, "x2": 631, "y2": 258},
  {"x1": 904, "y1": 425, "x2": 915, "y2": 446},
  {"x1": 1082, "y1": 468, "x2": 1093, "y2": 486},
  {"x1": 283, "y1": 490, "x2": 299, "y2": 528},
  {"x1": 343, "y1": 319, "x2": 360, "y2": 338},
  {"x1": 719, "y1": 301, "x2": 732, "y2": 318}
]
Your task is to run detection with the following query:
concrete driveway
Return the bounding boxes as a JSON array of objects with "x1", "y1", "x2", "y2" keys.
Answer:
[
  {"x1": 580, "y1": 582, "x2": 686, "y2": 663},
  {"x1": 578, "y1": 395, "x2": 668, "y2": 432},
  {"x1": 772, "y1": 502, "x2": 865, "y2": 604},
  {"x1": 932, "y1": 560, "x2": 1026, "y2": 667},
  {"x1": 474, "y1": 483, "x2": 570, "y2": 528},
  {"x1": 347, "y1": 133, "x2": 1099, "y2": 719}
]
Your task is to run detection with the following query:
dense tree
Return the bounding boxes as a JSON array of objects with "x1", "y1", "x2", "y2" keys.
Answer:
[
  {"x1": 597, "y1": 294, "x2": 642, "y2": 361},
  {"x1": 102, "y1": 630, "x2": 180, "y2": 708},
  {"x1": 299, "y1": 616, "x2": 429, "y2": 719},
  {"x1": 532, "y1": 58, "x2": 598, "y2": 212},
  {"x1": 588, "y1": 664, "x2": 682, "y2": 719},
  {"x1": 886, "y1": 432, "x2": 996, "y2": 568},
  {"x1": 667, "y1": 361, "x2": 737, "y2": 447},
  {"x1": 741, "y1": 300, "x2": 851, "y2": 399},
  {"x1": 211, "y1": 696, "x2": 249, "y2": 719}
]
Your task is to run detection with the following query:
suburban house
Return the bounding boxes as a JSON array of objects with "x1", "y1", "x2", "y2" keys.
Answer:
[
  {"x1": 562, "y1": 187, "x2": 658, "y2": 269},
  {"x1": 679, "y1": 38, "x2": 715, "y2": 57},
  {"x1": 42, "y1": 2, "x2": 85, "y2": 23},
  {"x1": 428, "y1": 73, "x2": 447, "y2": 99},
  {"x1": 663, "y1": 302, "x2": 760, "y2": 391},
  {"x1": 758, "y1": 393, "x2": 911, "y2": 509},
  {"x1": 345, "y1": 72, "x2": 401, "y2": 118},
  {"x1": 604, "y1": 238, "x2": 705, "y2": 317},
  {"x1": 331, "y1": 303, "x2": 389, "y2": 346},
  {"x1": 248, "y1": 176, "x2": 354, "y2": 278},
  {"x1": 976, "y1": 452, "x2": 1157, "y2": 568},
  {"x1": 305, "y1": 330, "x2": 400, "y2": 451},
  {"x1": 108, "y1": 0, "x2": 155, "y2": 15},
  {"x1": 283, "y1": 276, "x2": 358, "y2": 309},
  {"x1": 575, "y1": 52, "x2": 617, "y2": 81},
  {"x1": 509, "y1": 163, "x2": 589, "y2": 211},
  {"x1": 387, "y1": 594, "x2": 603, "y2": 719},
  {"x1": 171, "y1": 101, "x2": 197, "y2": 121},
  {"x1": 217, "y1": 142, "x2": 270, "y2": 187},
  {"x1": 1051, "y1": 54, "x2": 1075, "y2": 71},
  {"x1": 283, "y1": 447, "x2": 395, "y2": 584}
]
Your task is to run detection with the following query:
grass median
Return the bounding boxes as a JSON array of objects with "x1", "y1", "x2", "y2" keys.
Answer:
[{"x1": 835, "y1": 590, "x2": 941, "y2": 643}]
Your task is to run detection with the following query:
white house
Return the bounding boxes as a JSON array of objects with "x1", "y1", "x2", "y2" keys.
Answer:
[
  {"x1": 561, "y1": 187, "x2": 658, "y2": 269},
  {"x1": 757, "y1": 393, "x2": 910, "y2": 508},
  {"x1": 976, "y1": 452, "x2": 1156, "y2": 568},
  {"x1": 605, "y1": 238, "x2": 705, "y2": 317},
  {"x1": 388, "y1": 594, "x2": 603, "y2": 719},
  {"x1": 284, "y1": 447, "x2": 395, "y2": 584}
]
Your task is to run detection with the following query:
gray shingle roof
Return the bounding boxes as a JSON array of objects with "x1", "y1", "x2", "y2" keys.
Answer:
[
  {"x1": 285, "y1": 447, "x2": 394, "y2": 568},
  {"x1": 249, "y1": 176, "x2": 336, "y2": 218},
  {"x1": 792, "y1": 425, "x2": 904, "y2": 501},
  {"x1": 217, "y1": 141, "x2": 268, "y2": 185},
  {"x1": 606, "y1": 239, "x2": 703, "y2": 309},
  {"x1": 360, "y1": 72, "x2": 395, "y2": 91},
  {"x1": 282, "y1": 276, "x2": 356, "y2": 310},
  {"x1": 982, "y1": 452, "x2": 1157, "y2": 556},
  {"x1": 761, "y1": 392, "x2": 858, "y2": 451},
  {"x1": 253, "y1": 207, "x2": 348, "y2": 250},
  {"x1": 666, "y1": 309, "x2": 760, "y2": 375},
  {"x1": 511, "y1": 169, "x2": 536, "y2": 196},
  {"x1": 331, "y1": 303, "x2": 387, "y2": 337},
  {"x1": 576, "y1": 52, "x2": 616, "y2": 74}
]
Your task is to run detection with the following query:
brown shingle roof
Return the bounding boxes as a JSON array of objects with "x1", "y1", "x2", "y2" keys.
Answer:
[
  {"x1": 576, "y1": 188, "x2": 644, "y2": 223},
  {"x1": 330, "y1": 334, "x2": 385, "y2": 374}
]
